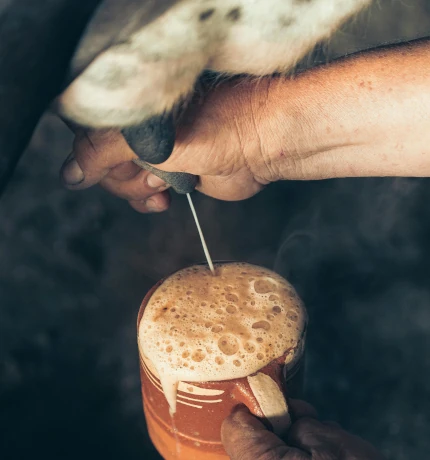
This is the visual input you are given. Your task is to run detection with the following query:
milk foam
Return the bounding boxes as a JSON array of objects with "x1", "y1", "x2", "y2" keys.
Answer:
[{"x1": 138, "y1": 262, "x2": 306, "y2": 413}]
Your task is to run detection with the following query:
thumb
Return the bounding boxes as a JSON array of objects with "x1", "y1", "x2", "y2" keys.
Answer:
[
  {"x1": 61, "y1": 128, "x2": 138, "y2": 189},
  {"x1": 221, "y1": 406, "x2": 310, "y2": 460},
  {"x1": 61, "y1": 127, "x2": 189, "y2": 190}
]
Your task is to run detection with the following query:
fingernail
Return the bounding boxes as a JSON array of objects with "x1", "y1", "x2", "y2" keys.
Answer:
[
  {"x1": 231, "y1": 404, "x2": 249, "y2": 416},
  {"x1": 61, "y1": 155, "x2": 84, "y2": 185},
  {"x1": 147, "y1": 173, "x2": 166, "y2": 190},
  {"x1": 145, "y1": 197, "x2": 162, "y2": 213}
]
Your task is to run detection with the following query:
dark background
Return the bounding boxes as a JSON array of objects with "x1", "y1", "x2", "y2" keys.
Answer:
[{"x1": 1, "y1": 1, "x2": 430, "y2": 459}]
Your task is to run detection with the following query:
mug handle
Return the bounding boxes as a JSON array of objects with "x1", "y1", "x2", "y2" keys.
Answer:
[{"x1": 231, "y1": 366, "x2": 291, "y2": 437}]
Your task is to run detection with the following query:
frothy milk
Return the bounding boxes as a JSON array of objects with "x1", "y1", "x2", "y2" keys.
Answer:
[{"x1": 138, "y1": 262, "x2": 306, "y2": 413}]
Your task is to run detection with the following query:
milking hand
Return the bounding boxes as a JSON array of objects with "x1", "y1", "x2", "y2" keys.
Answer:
[{"x1": 121, "y1": 113, "x2": 198, "y2": 195}]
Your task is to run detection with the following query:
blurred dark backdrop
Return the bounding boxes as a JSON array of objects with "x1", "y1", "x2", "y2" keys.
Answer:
[{"x1": 1, "y1": 1, "x2": 430, "y2": 459}]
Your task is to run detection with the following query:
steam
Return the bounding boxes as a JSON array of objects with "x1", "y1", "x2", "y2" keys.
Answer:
[
  {"x1": 273, "y1": 176, "x2": 430, "y2": 459},
  {"x1": 274, "y1": 177, "x2": 422, "y2": 294}
]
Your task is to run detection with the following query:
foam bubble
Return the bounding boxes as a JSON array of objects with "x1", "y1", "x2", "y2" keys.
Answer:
[
  {"x1": 225, "y1": 293, "x2": 239, "y2": 303},
  {"x1": 287, "y1": 310, "x2": 299, "y2": 322},
  {"x1": 244, "y1": 342, "x2": 256, "y2": 353},
  {"x1": 218, "y1": 335, "x2": 239, "y2": 355},
  {"x1": 138, "y1": 262, "x2": 307, "y2": 413},
  {"x1": 191, "y1": 349, "x2": 206, "y2": 362},
  {"x1": 252, "y1": 321, "x2": 271, "y2": 331}
]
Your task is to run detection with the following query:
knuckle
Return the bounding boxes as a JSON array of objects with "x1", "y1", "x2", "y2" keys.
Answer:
[
  {"x1": 289, "y1": 416, "x2": 322, "y2": 443},
  {"x1": 290, "y1": 399, "x2": 319, "y2": 420},
  {"x1": 73, "y1": 132, "x2": 99, "y2": 162},
  {"x1": 293, "y1": 416, "x2": 320, "y2": 432},
  {"x1": 73, "y1": 129, "x2": 118, "y2": 167}
]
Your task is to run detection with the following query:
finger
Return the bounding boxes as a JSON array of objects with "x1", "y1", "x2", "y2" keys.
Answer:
[
  {"x1": 100, "y1": 169, "x2": 169, "y2": 202},
  {"x1": 129, "y1": 191, "x2": 171, "y2": 214},
  {"x1": 61, "y1": 129, "x2": 137, "y2": 189},
  {"x1": 288, "y1": 399, "x2": 319, "y2": 421},
  {"x1": 62, "y1": 128, "x2": 196, "y2": 191},
  {"x1": 221, "y1": 405, "x2": 310, "y2": 460},
  {"x1": 287, "y1": 416, "x2": 344, "y2": 454},
  {"x1": 106, "y1": 161, "x2": 142, "y2": 181},
  {"x1": 287, "y1": 417, "x2": 327, "y2": 452}
]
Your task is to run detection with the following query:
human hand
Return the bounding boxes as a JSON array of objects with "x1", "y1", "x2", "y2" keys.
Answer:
[
  {"x1": 221, "y1": 399, "x2": 386, "y2": 460},
  {"x1": 60, "y1": 78, "x2": 289, "y2": 213},
  {"x1": 60, "y1": 38, "x2": 430, "y2": 212}
]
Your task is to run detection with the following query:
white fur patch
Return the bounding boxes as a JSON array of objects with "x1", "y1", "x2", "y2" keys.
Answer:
[{"x1": 57, "y1": 0, "x2": 371, "y2": 127}]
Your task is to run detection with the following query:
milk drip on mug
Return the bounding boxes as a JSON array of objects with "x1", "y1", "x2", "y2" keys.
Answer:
[{"x1": 137, "y1": 262, "x2": 307, "y2": 460}]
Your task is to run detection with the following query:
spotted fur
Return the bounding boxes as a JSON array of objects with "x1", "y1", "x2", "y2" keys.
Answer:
[{"x1": 57, "y1": 0, "x2": 371, "y2": 128}]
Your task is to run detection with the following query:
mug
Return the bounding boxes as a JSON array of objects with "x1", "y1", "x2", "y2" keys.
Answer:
[{"x1": 137, "y1": 263, "x2": 307, "y2": 460}]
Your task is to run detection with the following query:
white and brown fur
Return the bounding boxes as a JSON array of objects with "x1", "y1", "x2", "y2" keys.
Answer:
[{"x1": 57, "y1": 0, "x2": 371, "y2": 128}]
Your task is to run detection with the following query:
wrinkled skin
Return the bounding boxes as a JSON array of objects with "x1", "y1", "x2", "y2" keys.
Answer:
[{"x1": 61, "y1": 78, "x2": 277, "y2": 213}]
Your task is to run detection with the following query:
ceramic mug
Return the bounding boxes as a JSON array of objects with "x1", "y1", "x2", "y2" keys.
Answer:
[{"x1": 137, "y1": 263, "x2": 307, "y2": 460}]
